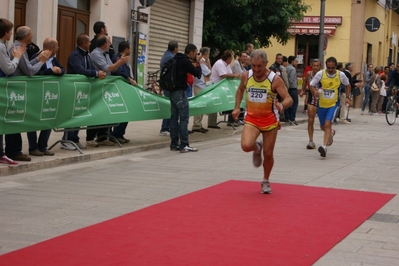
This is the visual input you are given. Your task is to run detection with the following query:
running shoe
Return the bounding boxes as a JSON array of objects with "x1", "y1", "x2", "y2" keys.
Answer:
[
  {"x1": 159, "y1": 131, "x2": 170, "y2": 136},
  {"x1": 306, "y1": 140, "x2": 316, "y2": 149},
  {"x1": 318, "y1": 146, "x2": 327, "y2": 157},
  {"x1": 0, "y1": 155, "x2": 18, "y2": 165},
  {"x1": 327, "y1": 130, "x2": 335, "y2": 146},
  {"x1": 261, "y1": 180, "x2": 272, "y2": 194},
  {"x1": 252, "y1": 141, "x2": 263, "y2": 168},
  {"x1": 60, "y1": 142, "x2": 77, "y2": 150},
  {"x1": 180, "y1": 146, "x2": 198, "y2": 153}
]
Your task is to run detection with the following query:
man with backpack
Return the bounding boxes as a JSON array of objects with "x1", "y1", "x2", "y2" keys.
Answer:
[{"x1": 162, "y1": 43, "x2": 202, "y2": 153}]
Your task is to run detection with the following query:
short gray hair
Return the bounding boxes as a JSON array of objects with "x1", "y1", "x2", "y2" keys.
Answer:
[
  {"x1": 15, "y1": 26, "x2": 31, "y2": 41},
  {"x1": 250, "y1": 49, "x2": 267, "y2": 63}
]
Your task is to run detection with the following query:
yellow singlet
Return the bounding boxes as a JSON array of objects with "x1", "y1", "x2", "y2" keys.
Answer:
[
  {"x1": 318, "y1": 70, "x2": 341, "y2": 108},
  {"x1": 244, "y1": 70, "x2": 280, "y2": 131}
]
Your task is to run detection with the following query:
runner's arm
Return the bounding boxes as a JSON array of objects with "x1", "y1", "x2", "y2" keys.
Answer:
[{"x1": 273, "y1": 75, "x2": 293, "y2": 112}]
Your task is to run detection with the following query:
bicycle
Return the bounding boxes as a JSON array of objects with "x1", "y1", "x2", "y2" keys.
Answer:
[
  {"x1": 385, "y1": 88, "x2": 398, "y2": 125},
  {"x1": 145, "y1": 70, "x2": 162, "y2": 95}
]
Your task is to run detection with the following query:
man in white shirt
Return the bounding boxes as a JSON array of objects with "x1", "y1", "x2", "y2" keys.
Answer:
[
  {"x1": 192, "y1": 47, "x2": 212, "y2": 133},
  {"x1": 208, "y1": 50, "x2": 240, "y2": 128}
]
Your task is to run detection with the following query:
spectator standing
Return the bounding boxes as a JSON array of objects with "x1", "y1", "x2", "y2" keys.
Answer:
[
  {"x1": 88, "y1": 35, "x2": 129, "y2": 146},
  {"x1": 159, "y1": 40, "x2": 179, "y2": 136},
  {"x1": 169, "y1": 44, "x2": 202, "y2": 152},
  {"x1": 192, "y1": 46, "x2": 211, "y2": 133},
  {"x1": 361, "y1": 64, "x2": 373, "y2": 115},
  {"x1": 369, "y1": 66, "x2": 382, "y2": 115},
  {"x1": 7, "y1": 26, "x2": 51, "y2": 161},
  {"x1": 341, "y1": 63, "x2": 360, "y2": 123},
  {"x1": 244, "y1": 43, "x2": 254, "y2": 70},
  {"x1": 229, "y1": 50, "x2": 248, "y2": 126},
  {"x1": 0, "y1": 18, "x2": 25, "y2": 165},
  {"x1": 27, "y1": 37, "x2": 65, "y2": 156},
  {"x1": 90, "y1": 21, "x2": 115, "y2": 59},
  {"x1": 110, "y1": 41, "x2": 136, "y2": 143},
  {"x1": 65, "y1": 33, "x2": 106, "y2": 150},
  {"x1": 378, "y1": 74, "x2": 387, "y2": 114},
  {"x1": 209, "y1": 50, "x2": 240, "y2": 129},
  {"x1": 285, "y1": 56, "x2": 299, "y2": 125}
]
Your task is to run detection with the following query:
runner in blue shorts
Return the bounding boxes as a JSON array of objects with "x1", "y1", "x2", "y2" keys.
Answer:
[{"x1": 309, "y1": 57, "x2": 351, "y2": 158}]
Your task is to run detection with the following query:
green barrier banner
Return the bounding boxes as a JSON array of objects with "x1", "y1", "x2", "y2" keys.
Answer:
[{"x1": 0, "y1": 75, "x2": 243, "y2": 135}]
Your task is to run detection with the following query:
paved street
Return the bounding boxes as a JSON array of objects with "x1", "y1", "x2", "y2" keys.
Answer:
[{"x1": 1, "y1": 106, "x2": 399, "y2": 265}]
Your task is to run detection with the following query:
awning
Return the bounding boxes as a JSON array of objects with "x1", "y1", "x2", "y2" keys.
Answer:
[{"x1": 288, "y1": 24, "x2": 337, "y2": 36}]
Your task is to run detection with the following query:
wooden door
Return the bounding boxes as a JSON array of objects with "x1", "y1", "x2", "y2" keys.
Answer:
[
  {"x1": 14, "y1": 0, "x2": 28, "y2": 29},
  {"x1": 57, "y1": 5, "x2": 90, "y2": 69}
]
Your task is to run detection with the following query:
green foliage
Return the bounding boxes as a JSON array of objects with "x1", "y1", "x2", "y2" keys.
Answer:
[{"x1": 203, "y1": 0, "x2": 310, "y2": 59}]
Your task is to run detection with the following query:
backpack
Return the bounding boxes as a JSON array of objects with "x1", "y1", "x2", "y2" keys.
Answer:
[{"x1": 159, "y1": 58, "x2": 177, "y2": 91}]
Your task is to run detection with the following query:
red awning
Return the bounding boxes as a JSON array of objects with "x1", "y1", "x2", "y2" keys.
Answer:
[{"x1": 288, "y1": 24, "x2": 337, "y2": 36}]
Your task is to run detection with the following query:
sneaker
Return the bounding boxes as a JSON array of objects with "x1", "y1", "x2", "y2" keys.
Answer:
[
  {"x1": 29, "y1": 150, "x2": 44, "y2": 156},
  {"x1": 340, "y1": 119, "x2": 350, "y2": 124},
  {"x1": 252, "y1": 141, "x2": 263, "y2": 168},
  {"x1": 170, "y1": 146, "x2": 180, "y2": 151},
  {"x1": 192, "y1": 127, "x2": 209, "y2": 133},
  {"x1": 318, "y1": 146, "x2": 327, "y2": 157},
  {"x1": 361, "y1": 110, "x2": 364, "y2": 115},
  {"x1": 180, "y1": 146, "x2": 198, "y2": 153},
  {"x1": 261, "y1": 180, "x2": 272, "y2": 194},
  {"x1": 306, "y1": 140, "x2": 316, "y2": 149},
  {"x1": 86, "y1": 140, "x2": 99, "y2": 147},
  {"x1": 159, "y1": 131, "x2": 170, "y2": 136},
  {"x1": 9, "y1": 154, "x2": 31, "y2": 162},
  {"x1": 76, "y1": 142, "x2": 86, "y2": 149},
  {"x1": 120, "y1": 137, "x2": 130, "y2": 143},
  {"x1": 43, "y1": 150, "x2": 55, "y2": 156},
  {"x1": 60, "y1": 142, "x2": 77, "y2": 150},
  {"x1": 97, "y1": 139, "x2": 115, "y2": 146},
  {"x1": 327, "y1": 130, "x2": 335, "y2": 146},
  {"x1": 0, "y1": 155, "x2": 18, "y2": 165}
]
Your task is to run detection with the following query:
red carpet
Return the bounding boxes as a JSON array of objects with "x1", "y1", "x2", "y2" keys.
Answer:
[{"x1": 0, "y1": 181, "x2": 394, "y2": 265}]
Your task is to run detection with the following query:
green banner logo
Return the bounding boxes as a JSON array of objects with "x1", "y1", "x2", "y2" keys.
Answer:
[
  {"x1": 72, "y1": 82, "x2": 91, "y2": 118},
  {"x1": 5, "y1": 81, "x2": 27, "y2": 123},
  {"x1": 41, "y1": 82, "x2": 60, "y2": 120},
  {"x1": 102, "y1": 83, "x2": 128, "y2": 114},
  {"x1": 135, "y1": 88, "x2": 160, "y2": 112}
]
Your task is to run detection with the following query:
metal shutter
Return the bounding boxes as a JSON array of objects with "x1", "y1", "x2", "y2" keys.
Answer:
[{"x1": 147, "y1": 0, "x2": 190, "y2": 73}]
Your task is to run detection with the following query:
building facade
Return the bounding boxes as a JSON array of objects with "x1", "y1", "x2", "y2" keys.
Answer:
[
  {"x1": 265, "y1": 0, "x2": 399, "y2": 77},
  {"x1": 0, "y1": 0, "x2": 204, "y2": 87}
]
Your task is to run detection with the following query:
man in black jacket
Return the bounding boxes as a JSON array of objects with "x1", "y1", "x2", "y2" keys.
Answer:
[{"x1": 169, "y1": 44, "x2": 202, "y2": 153}]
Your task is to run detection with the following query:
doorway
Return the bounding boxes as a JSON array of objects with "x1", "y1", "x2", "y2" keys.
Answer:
[
  {"x1": 295, "y1": 35, "x2": 319, "y2": 77},
  {"x1": 57, "y1": 2, "x2": 90, "y2": 68}
]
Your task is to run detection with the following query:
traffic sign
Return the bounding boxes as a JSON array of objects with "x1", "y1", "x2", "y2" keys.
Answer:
[{"x1": 131, "y1": 10, "x2": 148, "y2": 23}]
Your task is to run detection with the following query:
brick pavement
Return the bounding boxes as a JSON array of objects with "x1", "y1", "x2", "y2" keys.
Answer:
[{"x1": 1, "y1": 104, "x2": 399, "y2": 265}]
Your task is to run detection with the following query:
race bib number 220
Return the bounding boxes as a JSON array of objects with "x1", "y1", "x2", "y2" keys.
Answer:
[{"x1": 248, "y1": 88, "x2": 267, "y2": 103}]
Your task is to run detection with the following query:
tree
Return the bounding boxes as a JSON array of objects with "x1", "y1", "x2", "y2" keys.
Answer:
[{"x1": 203, "y1": 0, "x2": 310, "y2": 59}]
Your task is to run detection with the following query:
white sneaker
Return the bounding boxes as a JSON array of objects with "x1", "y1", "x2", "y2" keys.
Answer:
[
  {"x1": 86, "y1": 140, "x2": 99, "y2": 147},
  {"x1": 76, "y1": 142, "x2": 86, "y2": 149},
  {"x1": 180, "y1": 146, "x2": 198, "y2": 153},
  {"x1": 159, "y1": 131, "x2": 170, "y2": 136},
  {"x1": 60, "y1": 142, "x2": 77, "y2": 151},
  {"x1": 261, "y1": 180, "x2": 272, "y2": 194},
  {"x1": 252, "y1": 141, "x2": 263, "y2": 167}
]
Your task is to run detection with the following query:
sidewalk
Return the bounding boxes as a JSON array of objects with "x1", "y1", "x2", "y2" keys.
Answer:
[{"x1": 0, "y1": 100, "x2": 309, "y2": 176}]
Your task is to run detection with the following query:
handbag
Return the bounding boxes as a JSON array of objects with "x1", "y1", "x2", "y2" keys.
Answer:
[
  {"x1": 352, "y1": 86, "x2": 361, "y2": 96},
  {"x1": 371, "y1": 76, "x2": 379, "y2": 92}
]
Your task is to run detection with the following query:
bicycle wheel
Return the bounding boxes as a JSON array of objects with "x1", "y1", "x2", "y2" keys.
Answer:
[{"x1": 385, "y1": 99, "x2": 397, "y2": 125}]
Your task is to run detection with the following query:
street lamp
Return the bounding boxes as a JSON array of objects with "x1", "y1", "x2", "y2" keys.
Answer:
[{"x1": 318, "y1": 0, "x2": 326, "y2": 63}]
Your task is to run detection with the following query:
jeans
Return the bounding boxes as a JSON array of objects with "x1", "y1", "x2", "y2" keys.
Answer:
[
  {"x1": 186, "y1": 85, "x2": 193, "y2": 98},
  {"x1": 169, "y1": 90, "x2": 189, "y2": 149},
  {"x1": 284, "y1": 89, "x2": 299, "y2": 121},
  {"x1": 66, "y1": 130, "x2": 80, "y2": 143},
  {"x1": 5, "y1": 133, "x2": 22, "y2": 157},
  {"x1": 111, "y1": 122, "x2": 128, "y2": 139},
  {"x1": 362, "y1": 85, "x2": 371, "y2": 112},
  {"x1": 161, "y1": 90, "x2": 170, "y2": 132},
  {"x1": 27, "y1": 130, "x2": 51, "y2": 152},
  {"x1": 0, "y1": 135, "x2": 3, "y2": 157}
]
